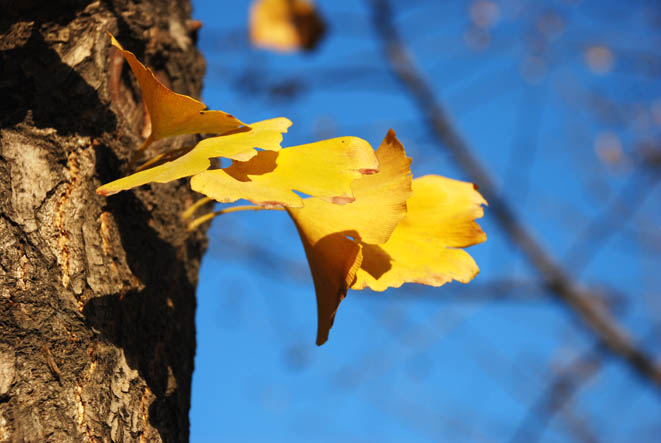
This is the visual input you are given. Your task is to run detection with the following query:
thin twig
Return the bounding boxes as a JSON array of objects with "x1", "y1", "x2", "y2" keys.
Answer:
[
  {"x1": 564, "y1": 170, "x2": 660, "y2": 276},
  {"x1": 510, "y1": 350, "x2": 601, "y2": 443}
]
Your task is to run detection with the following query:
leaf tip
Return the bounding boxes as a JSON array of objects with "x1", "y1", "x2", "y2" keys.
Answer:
[
  {"x1": 107, "y1": 32, "x2": 122, "y2": 50},
  {"x1": 96, "y1": 187, "x2": 113, "y2": 197}
]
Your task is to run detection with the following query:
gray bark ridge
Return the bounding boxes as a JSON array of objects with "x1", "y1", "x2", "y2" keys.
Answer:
[{"x1": 1, "y1": 1, "x2": 210, "y2": 441}]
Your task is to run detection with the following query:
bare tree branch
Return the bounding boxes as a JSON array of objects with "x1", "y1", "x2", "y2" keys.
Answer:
[{"x1": 368, "y1": 0, "x2": 661, "y2": 392}]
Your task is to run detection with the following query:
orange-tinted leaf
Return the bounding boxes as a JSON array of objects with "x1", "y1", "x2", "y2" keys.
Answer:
[
  {"x1": 289, "y1": 225, "x2": 362, "y2": 346},
  {"x1": 352, "y1": 175, "x2": 487, "y2": 291},
  {"x1": 286, "y1": 130, "x2": 413, "y2": 344},
  {"x1": 190, "y1": 136, "x2": 378, "y2": 208},
  {"x1": 249, "y1": 0, "x2": 326, "y2": 53},
  {"x1": 97, "y1": 118, "x2": 291, "y2": 196},
  {"x1": 109, "y1": 34, "x2": 245, "y2": 146}
]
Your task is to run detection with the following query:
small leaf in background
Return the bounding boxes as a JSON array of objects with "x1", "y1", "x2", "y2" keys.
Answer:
[
  {"x1": 108, "y1": 34, "x2": 246, "y2": 148},
  {"x1": 190, "y1": 136, "x2": 378, "y2": 208},
  {"x1": 287, "y1": 130, "x2": 413, "y2": 345},
  {"x1": 96, "y1": 118, "x2": 291, "y2": 196},
  {"x1": 352, "y1": 175, "x2": 487, "y2": 291},
  {"x1": 249, "y1": 0, "x2": 326, "y2": 53}
]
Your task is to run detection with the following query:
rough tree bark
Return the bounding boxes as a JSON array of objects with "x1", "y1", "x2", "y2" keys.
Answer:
[{"x1": 1, "y1": 0, "x2": 209, "y2": 441}]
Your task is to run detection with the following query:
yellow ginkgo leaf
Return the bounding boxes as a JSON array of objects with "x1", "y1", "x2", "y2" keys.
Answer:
[
  {"x1": 249, "y1": 0, "x2": 326, "y2": 53},
  {"x1": 190, "y1": 136, "x2": 379, "y2": 208},
  {"x1": 193, "y1": 117, "x2": 292, "y2": 163},
  {"x1": 288, "y1": 129, "x2": 412, "y2": 243},
  {"x1": 96, "y1": 118, "x2": 291, "y2": 196},
  {"x1": 109, "y1": 33, "x2": 246, "y2": 147},
  {"x1": 352, "y1": 175, "x2": 487, "y2": 291},
  {"x1": 286, "y1": 130, "x2": 413, "y2": 344}
]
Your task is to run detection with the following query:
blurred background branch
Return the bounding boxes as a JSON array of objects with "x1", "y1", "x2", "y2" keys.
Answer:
[{"x1": 369, "y1": 0, "x2": 661, "y2": 393}]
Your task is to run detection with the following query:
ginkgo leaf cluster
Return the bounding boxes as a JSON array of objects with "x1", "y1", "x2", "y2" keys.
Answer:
[{"x1": 99, "y1": 35, "x2": 487, "y2": 345}]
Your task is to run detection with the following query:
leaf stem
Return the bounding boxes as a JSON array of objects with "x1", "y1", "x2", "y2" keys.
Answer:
[
  {"x1": 181, "y1": 196, "x2": 213, "y2": 220},
  {"x1": 187, "y1": 205, "x2": 283, "y2": 230}
]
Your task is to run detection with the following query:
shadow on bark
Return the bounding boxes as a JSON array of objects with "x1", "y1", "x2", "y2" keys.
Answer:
[
  {"x1": 83, "y1": 144, "x2": 197, "y2": 442},
  {"x1": 0, "y1": 27, "x2": 116, "y2": 134},
  {"x1": 1, "y1": 0, "x2": 91, "y2": 32}
]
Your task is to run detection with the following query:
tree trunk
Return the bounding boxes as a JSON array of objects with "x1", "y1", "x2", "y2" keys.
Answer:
[{"x1": 0, "y1": 1, "x2": 208, "y2": 441}]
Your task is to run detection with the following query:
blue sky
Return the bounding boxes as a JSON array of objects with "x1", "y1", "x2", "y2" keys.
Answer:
[{"x1": 188, "y1": 1, "x2": 661, "y2": 441}]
